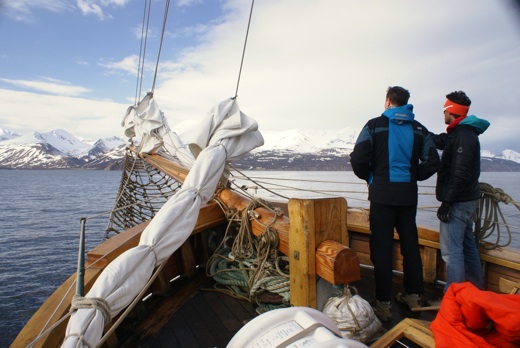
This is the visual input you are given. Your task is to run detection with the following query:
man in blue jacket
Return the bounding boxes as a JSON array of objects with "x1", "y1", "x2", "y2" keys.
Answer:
[
  {"x1": 433, "y1": 90, "x2": 490, "y2": 293},
  {"x1": 350, "y1": 86, "x2": 440, "y2": 321}
]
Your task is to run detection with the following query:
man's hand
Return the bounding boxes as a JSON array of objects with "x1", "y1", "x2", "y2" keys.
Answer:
[{"x1": 437, "y1": 202, "x2": 451, "y2": 223}]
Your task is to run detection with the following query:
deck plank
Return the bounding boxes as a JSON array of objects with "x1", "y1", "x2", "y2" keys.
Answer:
[{"x1": 191, "y1": 294, "x2": 232, "y2": 347}]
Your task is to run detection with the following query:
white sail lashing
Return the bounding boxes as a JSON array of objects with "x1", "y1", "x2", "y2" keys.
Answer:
[
  {"x1": 121, "y1": 92, "x2": 196, "y2": 167},
  {"x1": 62, "y1": 97, "x2": 264, "y2": 348}
]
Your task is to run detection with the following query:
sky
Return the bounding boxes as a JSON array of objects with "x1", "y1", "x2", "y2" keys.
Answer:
[{"x1": 1, "y1": 0, "x2": 520, "y2": 153}]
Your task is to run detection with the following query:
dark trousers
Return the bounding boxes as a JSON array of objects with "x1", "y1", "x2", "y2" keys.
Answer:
[{"x1": 369, "y1": 202, "x2": 424, "y2": 302}]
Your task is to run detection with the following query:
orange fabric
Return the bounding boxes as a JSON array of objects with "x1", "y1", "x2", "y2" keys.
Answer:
[
  {"x1": 444, "y1": 99, "x2": 469, "y2": 117},
  {"x1": 431, "y1": 282, "x2": 520, "y2": 348}
]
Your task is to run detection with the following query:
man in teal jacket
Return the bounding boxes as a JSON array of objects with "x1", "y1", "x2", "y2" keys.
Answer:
[{"x1": 433, "y1": 90, "x2": 490, "y2": 292}]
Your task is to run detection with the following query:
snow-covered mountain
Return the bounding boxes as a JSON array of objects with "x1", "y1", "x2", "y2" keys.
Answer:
[
  {"x1": 0, "y1": 127, "x2": 519, "y2": 171},
  {"x1": 258, "y1": 128, "x2": 358, "y2": 155},
  {"x1": 0, "y1": 129, "x2": 21, "y2": 142},
  {"x1": 0, "y1": 128, "x2": 126, "y2": 169}
]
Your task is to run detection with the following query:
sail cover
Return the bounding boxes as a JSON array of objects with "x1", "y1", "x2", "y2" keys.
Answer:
[{"x1": 62, "y1": 97, "x2": 264, "y2": 347}]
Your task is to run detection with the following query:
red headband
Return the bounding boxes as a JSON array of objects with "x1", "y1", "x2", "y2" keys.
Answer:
[{"x1": 444, "y1": 100, "x2": 469, "y2": 117}]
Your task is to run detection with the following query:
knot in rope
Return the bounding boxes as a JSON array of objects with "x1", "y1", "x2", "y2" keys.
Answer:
[
  {"x1": 480, "y1": 183, "x2": 516, "y2": 205},
  {"x1": 71, "y1": 294, "x2": 111, "y2": 326}
]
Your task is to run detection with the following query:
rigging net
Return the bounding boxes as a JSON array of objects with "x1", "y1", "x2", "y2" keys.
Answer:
[{"x1": 104, "y1": 148, "x2": 181, "y2": 239}]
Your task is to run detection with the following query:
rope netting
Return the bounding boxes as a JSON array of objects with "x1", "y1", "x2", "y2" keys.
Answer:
[{"x1": 104, "y1": 149, "x2": 181, "y2": 239}]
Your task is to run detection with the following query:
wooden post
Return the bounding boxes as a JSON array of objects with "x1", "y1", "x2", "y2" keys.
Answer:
[{"x1": 288, "y1": 197, "x2": 352, "y2": 308}]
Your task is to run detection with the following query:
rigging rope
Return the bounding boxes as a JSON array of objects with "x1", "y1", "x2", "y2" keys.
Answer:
[
  {"x1": 233, "y1": 0, "x2": 255, "y2": 99},
  {"x1": 151, "y1": 0, "x2": 171, "y2": 93},
  {"x1": 134, "y1": 0, "x2": 171, "y2": 102},
  {"x1": 135, "y1": 0, "x2": 152, "y2": 104}
]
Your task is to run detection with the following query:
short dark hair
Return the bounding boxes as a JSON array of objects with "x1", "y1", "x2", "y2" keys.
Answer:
[
  {"x1": 386, "y1": 86, "x2": 410, "y2": 106},
  {"x1": 446, "y1": 91, "x2": 471, "y2": 106}
]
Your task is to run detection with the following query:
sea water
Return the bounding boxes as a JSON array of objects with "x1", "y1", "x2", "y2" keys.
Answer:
[{"x1": 1, "y1": 170, "x2": 519, "y2": 346}]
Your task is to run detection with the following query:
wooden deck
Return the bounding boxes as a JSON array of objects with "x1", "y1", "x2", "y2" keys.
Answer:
[
  {"x1": 114, "y1": 266, "x2": 443, "y2": 348},
  {"x1": 116, "y1": 270, "x2": 257, "y2": 348}
]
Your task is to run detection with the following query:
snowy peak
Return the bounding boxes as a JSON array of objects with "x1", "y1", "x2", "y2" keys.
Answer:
[
  {"x1": 496, "y1": 149, "x2": 520, "y2": 163},
  {"x1": 1, "y1": 129, "x2": 126, "y2": 157},
  {"x1": 258, "y1": 128, "x2": 359, "y2": 153},
  {"x1": 0, "y1": 128, "x2": 126, "y2": 169},
  {"x1": 0, "y1": 128, "x2": 21, "y2": 141}
]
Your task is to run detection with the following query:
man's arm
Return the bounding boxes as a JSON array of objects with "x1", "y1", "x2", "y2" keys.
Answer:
[
  {"x1": 417, "y1": 127, "x2": 440, "y2": 181},
  {"x1": 349, "y1": 122, "x2": 373, "y2": 182},
  {"x1": 432, "y1": 132, "x2": 447, "y2": 150}
]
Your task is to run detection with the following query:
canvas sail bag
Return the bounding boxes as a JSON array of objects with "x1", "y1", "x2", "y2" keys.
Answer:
[{"x1": 322, "y1": 286, "x2": 382, "y2": 343}]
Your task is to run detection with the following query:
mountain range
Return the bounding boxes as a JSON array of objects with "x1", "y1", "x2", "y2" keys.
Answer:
[{"x1": 1, "y1": 127, "x2": 520, "y2": 171}]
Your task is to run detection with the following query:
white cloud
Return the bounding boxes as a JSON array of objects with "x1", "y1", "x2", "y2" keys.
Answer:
[
  {"x1": 1, "y1": 78, "x2": 91, "y2": 97},
  {"x1": 99, "y1": 55, "x2": 140, "y2": 75},
  {"x1": 2, "y1": 0, "x2": 71, "y2": 22}
]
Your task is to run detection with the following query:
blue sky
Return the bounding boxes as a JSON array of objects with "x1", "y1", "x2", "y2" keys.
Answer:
[{"x1": 1, "y1": 0, "x2": 520, "y2": 153}]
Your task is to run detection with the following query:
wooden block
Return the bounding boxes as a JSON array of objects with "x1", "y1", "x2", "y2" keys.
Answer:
[{"x1": 315, "y1": 240, "x2": 360, "y2": 285}]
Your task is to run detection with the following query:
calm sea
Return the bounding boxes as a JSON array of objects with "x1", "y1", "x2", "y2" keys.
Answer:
[{"x1": 1, "y1": 170, "x2": 519, "y2": 346}]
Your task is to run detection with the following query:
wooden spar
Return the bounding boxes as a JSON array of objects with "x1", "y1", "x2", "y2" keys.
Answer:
[{"x1": 142, "y1": 154, "x2": 360, "y2": 288}]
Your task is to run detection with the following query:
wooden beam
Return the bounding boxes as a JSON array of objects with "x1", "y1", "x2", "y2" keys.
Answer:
[{"x1": 289, "y1": 198, "x2": 317, "y2": 307}]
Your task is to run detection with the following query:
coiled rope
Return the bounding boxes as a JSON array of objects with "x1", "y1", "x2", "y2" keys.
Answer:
[
  {"x1": 477, "y1": 182, "x2": 520, "y2": 249},
  {"x1": 206, "y1": 198, "x2": 290, "y2": 312}
]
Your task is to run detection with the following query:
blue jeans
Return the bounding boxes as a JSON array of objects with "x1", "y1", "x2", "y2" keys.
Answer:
[{"x1": 439, "y1": 200, "x2": 484, "y2": 292}]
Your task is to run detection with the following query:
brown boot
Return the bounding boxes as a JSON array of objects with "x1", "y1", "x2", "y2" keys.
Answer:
[
  {"x1": 396, "y1": 292, "x2": 421, "y2": 310},
  {"x1": 372, "y1": 300, "x2": 392, "y2": 322}
]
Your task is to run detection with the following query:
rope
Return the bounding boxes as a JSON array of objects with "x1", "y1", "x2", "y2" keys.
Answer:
[
  {"x1": 233, "y1": 0, "x2": 255, "y2": 99},
  {"x1": 476, "y1": 182, "x2": 520, "y2": 249},
  {"x1": 151, "y1": 0, "x2": 171, "y2": 93},
  {"x1": 70, "y1": 295, "x2": 111, "y2": 326},
  {"x1": 133, "y1": 0, "x2": 170, "y2": 102},
  {"x1": 135, "y1": 0, "x2": 152, "y2": 104},
  {"x1": 206, "y1": 197, "x2": 290, "y2": 311}
]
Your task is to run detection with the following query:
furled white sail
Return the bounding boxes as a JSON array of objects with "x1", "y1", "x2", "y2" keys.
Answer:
[{"x1": 62, "y1": 96, "x2": 264, "y2": 347}]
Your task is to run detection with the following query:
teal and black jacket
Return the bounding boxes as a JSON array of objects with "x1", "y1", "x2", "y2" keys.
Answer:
[
  {"x1": 433, "y1": 115, "x2": 490, "y2": 203},
  {"x1": 350, "y1": 104, "x2": 440, "y2": 206}
]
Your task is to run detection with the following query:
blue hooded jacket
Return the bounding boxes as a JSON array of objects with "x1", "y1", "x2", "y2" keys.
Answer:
[{"x1": 350, "y1": 104, "x2": 440, "y2": 206}]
